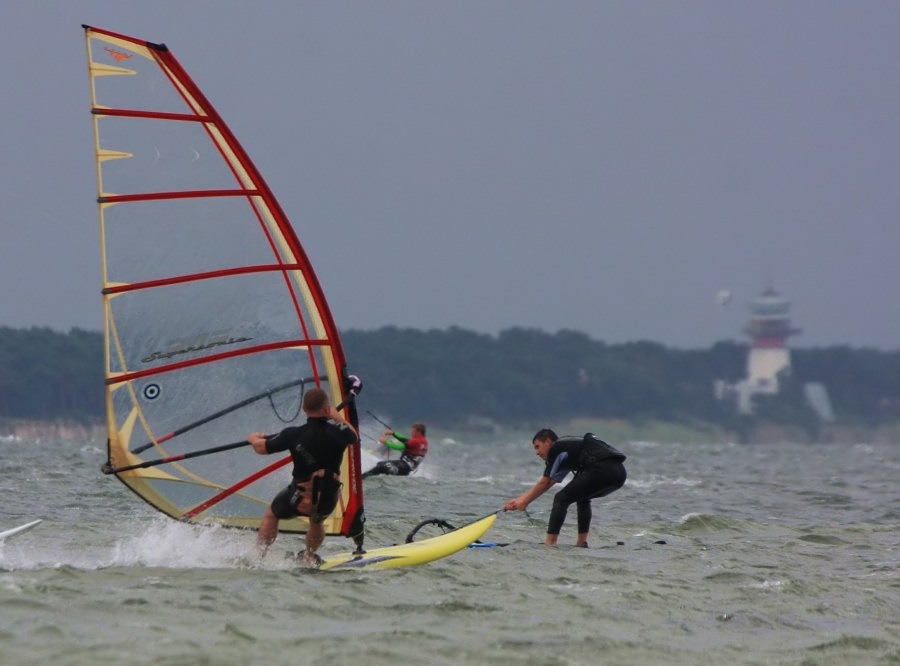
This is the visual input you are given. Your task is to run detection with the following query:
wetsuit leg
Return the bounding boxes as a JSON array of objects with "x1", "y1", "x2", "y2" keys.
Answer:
[
  {"x1": 548, "y1": 463, "x2": 627, "y2": 535},
  {"x1": 363, "y1": 459, "x2": 410, "y2": 479},
  {"x1": 547, "y1": 487, "x2": 576, "y2": 536},
  {"x1": 575, "y1": 500, "x2": 592, "y2": 534},
  {"x1": 363, "y1": 461, "x2": 394, "y2": 478},
  {"x1": 270, "y1": 484, "x2": 300, "y2": 519}
]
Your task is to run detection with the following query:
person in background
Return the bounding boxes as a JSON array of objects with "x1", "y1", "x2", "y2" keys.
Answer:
[
  {"x1": 248, "y1": 383, "x2": 360, "y2": 566},
  {"x1": 362, "y1": 422, "x2": 428, "y2": 479},
  {"x1": 503, "y1": 429, "x2": 626, "y2": 547}
]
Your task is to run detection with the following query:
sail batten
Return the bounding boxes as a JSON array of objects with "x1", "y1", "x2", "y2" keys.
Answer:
[
  {"x1": 84, "y1": 25, "x2": 364, "y2": 540},
  {"x1": 100, "y1": 189, "x2": 262, "y2": 204},
  {"x1": 92, "y1": 108, "x2": 211, "y2": 123},
  {"x1": 105, "y1": 339, "x2": 331, "y2": 386},
  {"x1": 101, "y1": 263, "x2": 309, "y2": 294}
]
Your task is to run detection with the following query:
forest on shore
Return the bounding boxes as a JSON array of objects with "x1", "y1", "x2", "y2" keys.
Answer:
[{"x1": 2, "y1": 325, "x2": 899, "y2": 443}]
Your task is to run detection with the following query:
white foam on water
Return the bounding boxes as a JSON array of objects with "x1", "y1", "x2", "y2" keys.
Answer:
[
  {"x1": 627, "y1": 474, "x2": 703, "y2": 489},
  {"x1": 108, "y1": 519, "x2": 259, "y2": 569}
]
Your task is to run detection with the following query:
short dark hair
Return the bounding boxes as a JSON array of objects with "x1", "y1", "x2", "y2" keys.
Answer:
[
  {"x1": 532, "y1": 428, "x2": 558, "y2": 443},
  {"x1": 412, "y1": 422, "x2": 426, "y2": 435},
  {"x1": 302, "y1": 387, "x2": 329, "y2": 413}
]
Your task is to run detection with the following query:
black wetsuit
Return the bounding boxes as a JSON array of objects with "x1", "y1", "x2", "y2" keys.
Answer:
[
  {"x1": 265, "y1": 415, "x2": 357, "y2": 523},
  {"x1": 543, "y1": 433, "x2": 627, "y2": 536}
]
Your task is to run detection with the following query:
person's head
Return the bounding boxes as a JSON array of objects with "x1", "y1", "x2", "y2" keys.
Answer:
[
  {"x1": 302, "y1": 387, "x2": 330, "y2": 416},
  {"x1": 531, "y1": 428, "x2": 558, "y2": 460},
  {"x1": 411, "y1": 422, "x2": 426, "y2": 436}
]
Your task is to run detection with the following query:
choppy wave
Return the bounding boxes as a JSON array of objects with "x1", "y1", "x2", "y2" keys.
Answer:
[
  {"x1": 626, "y1": 474, "x2": 703, "y2": 489},
  {"x1": 674, "y1": 512, "x2": 747, "y2": 532},
  {"x1": 1, "y1": 437, "x2": 898, "y2": 665}
]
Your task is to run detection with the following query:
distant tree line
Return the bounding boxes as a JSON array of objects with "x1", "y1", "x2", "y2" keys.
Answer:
[
  {"x1": 344, "y1": 327, "x2": 900, "y2": 434},
  {"x1": 2, "y1": 325, "x2": 900, "y2": 433},
  {"x1": 0, "y1": 326, "x2": 103, "y2": 423}
]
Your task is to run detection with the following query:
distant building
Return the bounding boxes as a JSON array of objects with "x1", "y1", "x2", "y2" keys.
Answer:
[
  {"x1": 714, "y1": 284, "x2": 832, "y2": 421},
  {"x1": 737, "y1": 284, "x2": 801, "y2": 410}
]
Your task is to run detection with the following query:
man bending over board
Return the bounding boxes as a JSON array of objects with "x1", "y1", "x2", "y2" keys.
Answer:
[
  {"x1": 503, "y1": 429, "x2": 626, "y2": 547},
  {"x1": 248, "y1": 386, "x2": 358, "y2": 566}
]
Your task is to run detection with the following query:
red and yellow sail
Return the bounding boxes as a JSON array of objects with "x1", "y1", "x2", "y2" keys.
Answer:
[{"x1": 83, "y1": 26, "x2": 363, "y2": 539}]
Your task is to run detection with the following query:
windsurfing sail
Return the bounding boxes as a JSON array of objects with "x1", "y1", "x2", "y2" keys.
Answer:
[{"x1": 82, "y1": 26, "x2": 364, "y2": 545}]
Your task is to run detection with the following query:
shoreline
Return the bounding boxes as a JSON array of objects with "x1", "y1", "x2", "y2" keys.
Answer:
[
  {"x1": 562, "y1": 418, "x2": 900, "y2": 445},
  {"x1": 2, "y1": 417, "x2": 898, "y2": 446},
  {"x1": 449, "y1": 417, "x2": 900, "y2": 446},
  {"x1": 0, "y1": 419, "x2": 104, "y2": 443}
]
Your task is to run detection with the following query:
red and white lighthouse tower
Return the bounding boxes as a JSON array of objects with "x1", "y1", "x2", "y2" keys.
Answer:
[{"x1": 740, "y1": 285, "x2": 801, "y2": 408}]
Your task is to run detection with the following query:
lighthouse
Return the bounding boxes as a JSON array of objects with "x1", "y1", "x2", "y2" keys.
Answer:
[
  {"x1": 734, "y1": 284, "x2": 801, "y2": 413},
  {"x1": 714, "y1": 284, "x2": 833, "y2": 422}
]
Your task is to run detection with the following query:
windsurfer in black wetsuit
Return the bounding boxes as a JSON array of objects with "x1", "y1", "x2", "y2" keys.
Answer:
[
  {"x1": 503, "y1": 429, "x2": 626, "y2": 547},
  {"x1": 248, "y1": 385, "x2": 359, "y2": 566}
]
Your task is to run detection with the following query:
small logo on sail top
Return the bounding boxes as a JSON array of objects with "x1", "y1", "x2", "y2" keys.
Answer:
[{"x1": 104, "y1": 47, "x2": 133, "y2": 62}]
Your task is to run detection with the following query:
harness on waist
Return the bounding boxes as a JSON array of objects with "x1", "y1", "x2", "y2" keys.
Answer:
[{"x1": 291, "y1": 469, "x2": 341, "y2": 517}]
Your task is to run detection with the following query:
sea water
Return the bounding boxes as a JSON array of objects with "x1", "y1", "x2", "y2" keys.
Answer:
[{"x1": 0, "y1": 431, "x2": 897, "y2": 665}]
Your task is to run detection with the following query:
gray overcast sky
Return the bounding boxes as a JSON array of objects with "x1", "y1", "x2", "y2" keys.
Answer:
[{"x1": 2, "y1": 2, "x2": 898, "y2": 349}]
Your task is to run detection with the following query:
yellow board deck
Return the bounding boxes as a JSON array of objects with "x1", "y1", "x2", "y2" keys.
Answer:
[{"x1": 319, "y1": 513, "x2": 497, "y2": 572}]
